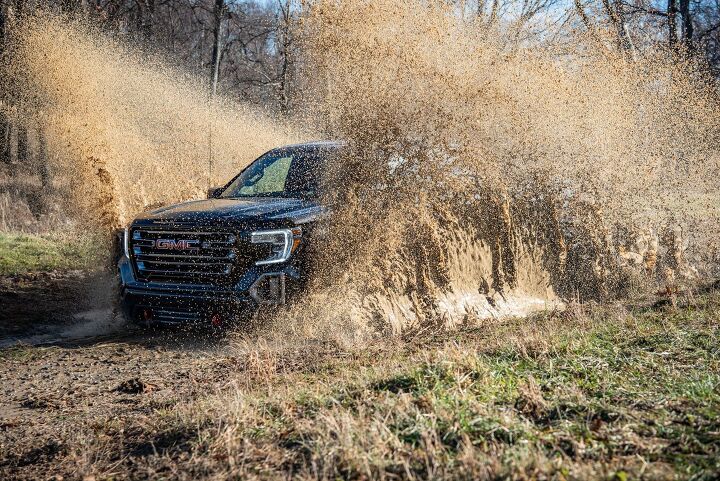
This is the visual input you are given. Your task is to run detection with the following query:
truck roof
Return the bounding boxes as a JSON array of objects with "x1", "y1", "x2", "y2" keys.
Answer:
[{"x1": 275, "y1": 140, "x2": 345, "y2": 150}]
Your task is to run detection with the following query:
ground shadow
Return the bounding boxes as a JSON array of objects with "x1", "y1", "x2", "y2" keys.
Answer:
[
  {"x1": 0, "y1": 270, "x2": 110, "y2": 337},
  {"x1": 0, "y1": 270, "x2": 238, "y2": 351}
]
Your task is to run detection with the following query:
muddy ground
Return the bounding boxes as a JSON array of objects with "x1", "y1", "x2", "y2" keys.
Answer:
[
  {"x1": 0, "y1": 271, "x2": 113, "y2": 341},
  {"x1": 2, "y1": 271, "x2": 719, "y2": 480},
  {"x1": 0, "y1": 335, "x2": 239, "y2": 480},
  {"x1": 0, "y1": 270, "x2": 243, "y2": 479}
]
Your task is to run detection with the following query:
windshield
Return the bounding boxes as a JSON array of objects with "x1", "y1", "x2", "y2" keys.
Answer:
[{"x1": 220, "y1": 148, "x2": 326, "y2": 199}]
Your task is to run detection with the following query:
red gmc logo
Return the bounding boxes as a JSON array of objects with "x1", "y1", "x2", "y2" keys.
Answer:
[{"x1": 154, "y1": 239, "x2": 200, "y2": 250}]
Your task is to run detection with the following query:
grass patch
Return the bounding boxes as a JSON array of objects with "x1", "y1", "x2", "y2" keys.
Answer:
[
  {"x1": 4, "y1": 293, "x2": 719, "y2": 480},
  {"x1": 0, "y1": 232, "x2": 102, "y2": 274},
  {"x1": 0, "y1": 344, "x2": 40, "y2": 362},
  {"x1": 105, "y1": 295, "x2": 715, "y2": 480}
]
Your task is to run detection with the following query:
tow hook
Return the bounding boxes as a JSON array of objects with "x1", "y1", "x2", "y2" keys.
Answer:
[{"x1": 210, "y1": 313, "x2": 223, "y2": 328}]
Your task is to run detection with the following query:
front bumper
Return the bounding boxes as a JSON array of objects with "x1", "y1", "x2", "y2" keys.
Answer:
[
  {"x1": 120, "y1": 286, "x2": 256, "y2": 325},
  {"x1": 118, "y1": 255, "x2": 297, "y2": 326}
]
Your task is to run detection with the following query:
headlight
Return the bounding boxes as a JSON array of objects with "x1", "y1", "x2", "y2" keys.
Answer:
[
  {"x1": 251, "y1": 227, "x2": 302, "y2": 265},
  {"x1": 123, "y1": 227, "x2": 131, "y2": 259}
]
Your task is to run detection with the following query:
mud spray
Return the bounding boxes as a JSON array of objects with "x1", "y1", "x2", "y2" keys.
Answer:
[
  {"x1": 4, "y1": 17, "x2": 303, "y2": 228},
  {"x1": 4, "y1": 1, "x2": 720, "y2": 345},
  {"x1": 280, "y1": 0, "x2": 720, "y2": 343}
]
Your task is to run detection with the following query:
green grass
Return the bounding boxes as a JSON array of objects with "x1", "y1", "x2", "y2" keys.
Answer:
[
  {"x1": 4, "y1": 292, "x2": 719, "y2": 480},
  {"x1": 0, "y1": 232, "x2": 102, "y2": 274},
  {"x1": 119, "y1": 295, "x2": 719, "y2": 480}
]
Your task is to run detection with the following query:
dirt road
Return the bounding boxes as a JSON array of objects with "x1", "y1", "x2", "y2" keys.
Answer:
[{"x1": 0, "y1": 270, "x2": 239, "y2": 479}]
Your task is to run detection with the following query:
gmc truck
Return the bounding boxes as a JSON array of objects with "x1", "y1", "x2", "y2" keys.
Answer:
[{"x1": 117, "y1": 141, "x2": 341, "y2": 327}]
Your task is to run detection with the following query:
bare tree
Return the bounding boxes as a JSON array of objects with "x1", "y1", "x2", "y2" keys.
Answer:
[
  {"x1": 16, "y1": 120, "x2": 27, "y2": 165},
  {"x1": 477, "y1": 0, "x2": 499, "y2": 27},
  {"x1": 210, "y1": 0, "x2": 225, "y2": 95},
  {"x1": 679, "y1": 0, "x2": 693, "y2": 50},
  {"x1": 0, "y1": 1, "x2": 10, "y2": 166},
  {"x1": 604, "y1": 0, "x2": 633, "y2": 52},
  {"x1": 0, "y1": 118, "x2": 9, "y2": 165},
  {"x1": 668, "y1": 0, "x2": 678, "y2": 48},
  {"x1": 573, "y1": 0, "x2": 635, "y2": 55},
  {"x1": 38, "y1": 124, "x2": 50, "y2": 189},
  {"x1": 276, "y1": 0, "x2": 292, "y2": 113},
  {"x1": 570, "y1": 0, "x2": 717, "y2": 63}
]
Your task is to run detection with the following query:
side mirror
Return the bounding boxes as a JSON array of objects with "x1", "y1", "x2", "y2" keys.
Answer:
[{"x1": 207, "y1": 186, "x2": 223, "y2": 199}]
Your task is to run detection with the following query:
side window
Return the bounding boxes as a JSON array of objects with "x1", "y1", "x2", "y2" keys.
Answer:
[
  {"x1": 238, "y1": 155, "x2": 293, "y2": 196},
  {"x1": 286, "y1": 151, "x2": 323, "y2": 196}
]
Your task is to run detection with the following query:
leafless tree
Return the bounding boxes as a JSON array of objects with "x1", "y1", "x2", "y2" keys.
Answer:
[
  {"x1": 210, "y1": 0, "x2": 225, "y2": 95},
  {"x1": 571, "y1": 0, "x2": 720, "y2": 68},
  {"x1": 0, "y1": 1, "x2": 10, "y2": 166}
]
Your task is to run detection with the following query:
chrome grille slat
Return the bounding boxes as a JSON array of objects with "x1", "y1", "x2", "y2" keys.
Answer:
[
  {"x1": 155, "y1": 310, "x2": 198, "y2": 319},
  {"x1": 138, "y1": 259, "x2": 232, "y2": 266},
  {"x1": 136, "y1": 269, "x2": 230, "y2": 276},
  {"x1": 133, "y1": 230, "x2": 235, "y2": 236},
  {"x1": 138, "y1": 270, "x2": 227, "y2": 277},
  {"x1": 135, "y1": 253, "x2": 235, "y2": 261},
  {"x1": 130, "y1": 227, "x2": 243, "y2": 285},
  {"x1": 134, "y1": 245, "x2": 235, "y2": 251}
]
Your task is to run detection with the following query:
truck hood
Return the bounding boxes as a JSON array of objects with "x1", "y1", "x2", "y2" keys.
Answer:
[{"x1": 133, "y1": 197, "x2": 324, "y2": 226}]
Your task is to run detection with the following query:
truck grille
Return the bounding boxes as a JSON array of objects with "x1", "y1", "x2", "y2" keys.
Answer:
[{"x1": 129, "y1": 228, "x2": 245, "y2": 284}]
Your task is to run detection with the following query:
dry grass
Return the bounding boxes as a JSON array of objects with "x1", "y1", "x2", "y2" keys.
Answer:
[{"x1": 4, "y1": 291, "x2": 717, "y2": 480}]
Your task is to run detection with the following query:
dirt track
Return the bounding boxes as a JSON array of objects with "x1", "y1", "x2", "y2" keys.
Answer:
[
  {"x1": 0, "y1": 271, "x2": 238, "y2": 479},
  {"x1": 2, "y1": 270, "x2": 720, "y2": 480},
  {"x1": 0, "y1": 270, "x2": 115, "y2": 344},
  {"x1": 0, "y1": 338, "x2": 240, "y2": 479}
]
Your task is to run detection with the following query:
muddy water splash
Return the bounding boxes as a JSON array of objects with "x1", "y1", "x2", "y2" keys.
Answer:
[
  {"x1": 4, "y1": 6, "x2": 720, "y2": 344},
  {"x1": 8, "y1": 16, "x2": 303, "y2": 228},
  {"x1": 266, "y1": 0, "x2": 720, "y2": 343}
]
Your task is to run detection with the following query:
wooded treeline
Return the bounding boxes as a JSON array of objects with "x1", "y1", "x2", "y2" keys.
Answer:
[{"x1": 0, "y1": 0, "x2": 719, "y2": 189}]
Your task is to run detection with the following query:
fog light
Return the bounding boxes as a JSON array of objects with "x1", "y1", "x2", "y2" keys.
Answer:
[{"x1": 249, "y1": 273, "x2": 286, "y2": 305}]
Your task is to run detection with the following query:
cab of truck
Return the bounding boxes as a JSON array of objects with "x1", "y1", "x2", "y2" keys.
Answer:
[{"x1": 117, "y1": 141, "x2": 342, "y2": 327}]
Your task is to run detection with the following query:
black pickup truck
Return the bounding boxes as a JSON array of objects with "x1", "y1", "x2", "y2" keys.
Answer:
[{"x1": 117, "y1": 141, "x2": 341, "y2": 327}]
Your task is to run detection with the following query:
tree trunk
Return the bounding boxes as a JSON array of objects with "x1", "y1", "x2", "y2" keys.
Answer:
[
  {"x1": 209, "y1": 0, "x2": 225, "y2": 95},
  {"x1": 679, "y1": 0, "x2": 693, "y2": 51},
  {"x1": 16, "y1": 122, "x2": 28, "y2": 165},
  {"x1": 142, "y1": 0, "x2": 155, "y2": 39},
  {"x1": 613, "y1": 0, "x2": 634, "y2": 54},
  {"x1": 38, "y1": 126, "x2": 50, "y2": 189},
  {"x1": 668, "y1": 0, "x2": 678, "y2": 48},
  {"x1": 277, "y1": 0, "x2": 291, "y2": 115},
  {"x1": 574, "y1": 0, "x2": 594, "y2": 36},
  {"x1": 14, "y1": 0, "x2": 25, "y2": 18},
  {"x1": 0, "y1": 1, "x2": 6, "y2": 53},
  {"x1": 0, "y1": 3, "x2": 11, "y2": 167},
  {"x1": 0, "y1": 111, "x2": 10, "y2": 165}
]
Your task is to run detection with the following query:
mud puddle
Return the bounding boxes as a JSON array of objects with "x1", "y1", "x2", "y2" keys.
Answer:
[
  {"x1": 0, "y1": 270, "x2": 136, "y2": 348},
  {"x1": 0, "y1": 308, "x2": 128, "y2": 349}
]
